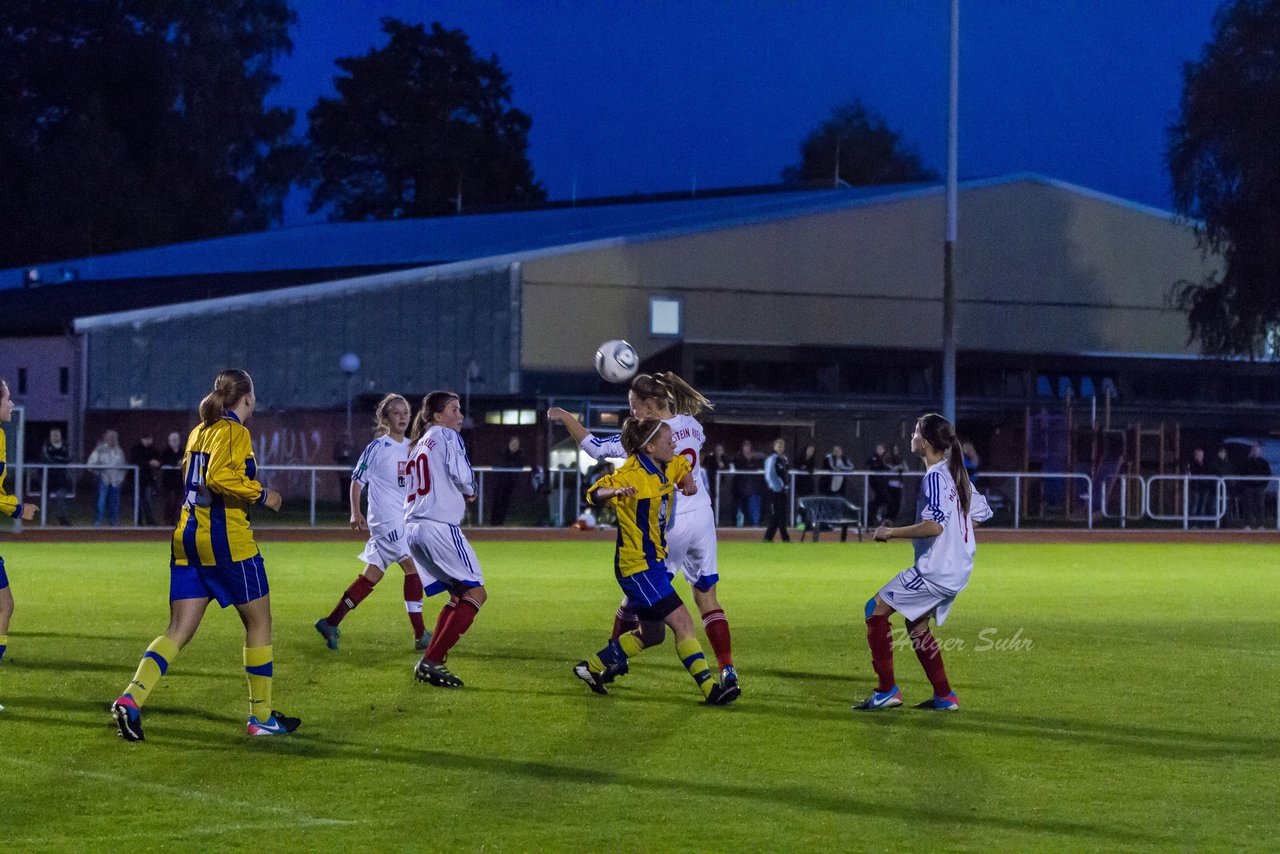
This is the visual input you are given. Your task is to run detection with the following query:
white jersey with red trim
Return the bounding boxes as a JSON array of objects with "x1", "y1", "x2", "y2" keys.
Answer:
[
  {"x1": 912, "y1": 459, "x2": 993, "y2": 596},
  {"x1": 351, "y1": 435, "x2": 411, "y2": 535},
  {"x1": 579, "y1": 413, "x2": 710, "y2": 515},
  {"x1": 404, "y1": 425, "x2": 475, "y2": 526}
]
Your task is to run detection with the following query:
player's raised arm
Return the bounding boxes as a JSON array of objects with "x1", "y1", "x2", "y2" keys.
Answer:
[{"x1": 548, "y1": 407, "x2": 624, "y2": 460}]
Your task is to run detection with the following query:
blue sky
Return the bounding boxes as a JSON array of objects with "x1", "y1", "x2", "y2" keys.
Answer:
[{"x1": 271, "y1": 1, "x2": 1222, "y2": 223}]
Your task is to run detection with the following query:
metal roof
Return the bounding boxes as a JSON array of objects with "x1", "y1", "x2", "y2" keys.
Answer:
[{"x1": 6, "y1": 172, "x2": 1178, "y2": 291}]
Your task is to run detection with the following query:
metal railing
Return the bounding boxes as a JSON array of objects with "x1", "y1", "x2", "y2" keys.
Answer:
[{"x1": 5, "y1": 462, "x2": 1277, "y2": 532}]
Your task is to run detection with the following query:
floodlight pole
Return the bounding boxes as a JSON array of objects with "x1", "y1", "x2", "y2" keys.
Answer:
[{"x1": 942, "y1": 0, "x2": 959, "y2": 424}]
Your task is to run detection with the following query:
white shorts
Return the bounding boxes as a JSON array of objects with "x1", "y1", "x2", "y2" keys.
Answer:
[
  {"x1": 665, "y1": 504, "x2": 719, "y2": 591},
  {"x1": 406, "y1": 519, "x2": 484, "y2": 594},
  {"x1": 876, "y1": 566, "x2": 957, "y2": 625},
  {"x1": 358, "y1": 527, "x2": 412, "y2": 570}
]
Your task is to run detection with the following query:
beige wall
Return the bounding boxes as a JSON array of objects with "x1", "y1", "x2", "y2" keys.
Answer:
[{"x1": 520, "y1": 179, "x2": 1216, "y2": 370}]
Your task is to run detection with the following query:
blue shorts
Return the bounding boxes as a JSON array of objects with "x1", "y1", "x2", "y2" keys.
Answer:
[
  {"x1": 616, "y1": 563, "x2": 676, "y2": 609},
  {"x1": 0, "y1": 555, "x2": 8, "y2": 590},
  {"x1": 170, "y1": 554, "x2": 269, "y2": 608}
]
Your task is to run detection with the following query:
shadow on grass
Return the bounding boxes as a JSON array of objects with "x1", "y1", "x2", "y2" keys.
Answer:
[{"x1": 253, "y1": 734, "x2": 1174, "y2": 846}]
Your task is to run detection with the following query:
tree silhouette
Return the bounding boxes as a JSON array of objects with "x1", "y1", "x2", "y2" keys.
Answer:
[
  {"x1": 306, "y1": 19, "x2": 544, "y2": 220},
  {"x1": 0, "y1": 0, "x2": 302, "y2": 269},
  {"x1": 783, "y1": 99, "x2": 936, "y2": 187},
  {"x1": 1168, "y1": 0, "x2": 1280, "y2": 356}
]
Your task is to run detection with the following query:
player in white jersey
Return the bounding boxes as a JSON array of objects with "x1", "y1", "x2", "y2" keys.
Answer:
[
  {"x1": 403, "y1": 391, "x2": 487, "y2": 688},
  {"x1": 855, "y1": 413, "x2": 993, "y2": 713},
  {"x1": 548, "y1": 371, "x2": 740, "y2": 693},
  {"x1": 316, "y1": 394, "x2": 431, "y2": 651}
]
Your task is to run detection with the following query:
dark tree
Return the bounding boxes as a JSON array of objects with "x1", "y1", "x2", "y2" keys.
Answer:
[
  {"x1": 0, "y1": 1, "x2": 302, "y2": 269},
  {"x1": 782, "y1": 99, "x2": 936, "y2": 187},
  {"x1": 1168, "y1": 0, "x2": 1280, "y2": 357},
  {"x1": 306, "y1": 19, "x2": 544, "y2": 221}
]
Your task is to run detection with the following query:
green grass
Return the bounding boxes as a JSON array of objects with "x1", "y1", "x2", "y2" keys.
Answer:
[{"x1": 0, "y1": 539, "x2": 1277, "y2": 852}]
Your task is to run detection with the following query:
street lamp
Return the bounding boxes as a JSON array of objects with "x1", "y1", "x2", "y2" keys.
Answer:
[{"x1": 340, "y1": 352, "x2": 361, "y2": 434}]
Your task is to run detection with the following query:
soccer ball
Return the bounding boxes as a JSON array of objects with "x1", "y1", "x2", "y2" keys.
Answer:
[{"x1": 595, "y1": 339, "x2": 639, "y2": 383}]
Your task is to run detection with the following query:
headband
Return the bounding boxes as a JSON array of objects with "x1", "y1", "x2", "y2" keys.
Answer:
[{"x1": 642, "y1": 422, "x2": 664, "y2": 448}]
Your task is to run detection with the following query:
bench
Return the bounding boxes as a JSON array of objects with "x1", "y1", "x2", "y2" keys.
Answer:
[{"x1": 797, "y1": 496, "x2": 863, "y2": 542}]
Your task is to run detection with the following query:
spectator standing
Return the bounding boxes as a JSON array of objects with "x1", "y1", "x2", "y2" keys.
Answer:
[
  {"x1": 40, "y1": 428, "x2": 73, "y2": 525},
  {"x1": 1241, "y1": 444, "x2": 1272, "y2": 530},
  {"x1": 731, "y1": 440, "x2": 762, "y2": 526},
  {"x1": 824, "y1": 444, "x2": 854, "y2": 498},
  {"x1": 1211, "y1": 446, "x2": 1237, "y2": 525},
  {"x1": 333, "y1": 432, "x2": 355, "y2": 512},
  {"x1": 159, "y1": 431, "x2": 185, "y2": 526},
  {"x1": 530, "y1": 464, "x2": 550, "y2": 527},
  {"x1": 490, "y1": 436, "x2": 525, "y2": 525},
  {"x1": 763, "y1": 438, "x2": 791, "y2": 543},
  {"x1": 704, "y1": 442, "x2": 727, "y2": 518},
  {"x1": 795, "y1": 444, "x2": 819, "y2": 495},
  {"x1": 867, "y1": 443, "x2": 893, "y2": 524},
  {"x1": 129, "y1": 434, "x2": 161, "y2": 525},
  {"x1": 87, "y1": 430, "x2": 126, "y2": 526},
  {"x1": 1186, "y1": 447, "x2": 1212, "y2": 522}
]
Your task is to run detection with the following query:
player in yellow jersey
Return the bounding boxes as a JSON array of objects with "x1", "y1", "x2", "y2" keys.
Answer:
[
  {"x1": 1, "y1": 379, "x2": 39, "y2": 709},
  {"x1": 111, "y1": 369, "x2": 299, "y2": 741},
  {"x1": 573, "y1": 416, "x2": 738, "y2": 705}
]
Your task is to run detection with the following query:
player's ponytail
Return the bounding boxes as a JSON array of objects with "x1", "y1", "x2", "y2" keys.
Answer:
[
  {"x1": 409, "y1": 391, "x2": 460, "y2": 446},
  {"x1": 630, "y1": 371, "x2": 712, "y2": 416},
  {"x1": 198, "y1": 369, "x2": 253, "y2": 427},
  {"x1": 621, "y1": 416, "x2": 666, "y2": 456},
  {"x1": 372, "y1": 393, "x2": 409, "y2": 438},
  {"x1": 917, "y1": 412, "x2": 971, "y2": 515}
]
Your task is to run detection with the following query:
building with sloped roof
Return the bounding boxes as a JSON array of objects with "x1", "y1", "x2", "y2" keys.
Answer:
[{"x1": 2, "y1": 174, "x2": 1272, "y2": 482}]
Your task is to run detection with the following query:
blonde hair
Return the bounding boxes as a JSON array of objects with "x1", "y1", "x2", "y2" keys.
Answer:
[
  {"x1": 372, "y1": 393, "x2": 410, "y2": 438},
  {"x1": 630, "y1": 372, "x2": 712, "y2": 417},
  {"x1": 198, "y1": 369, "x2": 253, "y2": 427}
]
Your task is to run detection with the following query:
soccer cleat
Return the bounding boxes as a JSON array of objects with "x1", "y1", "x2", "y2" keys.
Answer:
[
  {"x1": 414, "y1": 660, "x2": 464, "y2": 688},
  {"x1": 853, "y1": 685, "x2": 904, "y2": 711},
  {"x1": 314, "y1": 618, "x2": 340, "y2": 651},
  {"x1": 111, "y1": 696, "x2": 144, "y2": 742},
  {"x1": 706, "y1": 681, "x2": 740, "y2": 706},
  {"x1": 246, "y1": 709, "x2": 302, "y2": 736},
  {"x1": 573, "y1": 661, "x2": 611, "y2": 695},
  {"x1": 599, "y1": 659, "x2": 629, "y2": 684},
  {"x1": 720, "y1": 665, "x2": 740, "y2": 693},
  {"x1": 914, "y1": 692, "x2": 959, "y2": 711},
  {"x1": 414, "y1": 631, "x2": 433, "y2": 651}
]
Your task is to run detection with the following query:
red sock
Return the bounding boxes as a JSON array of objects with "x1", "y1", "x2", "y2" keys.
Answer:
[
  {"x1": 404, "y1": 574, "x2": 425, "y2": 639},
  {"x1": 866, "y1": 614, "x2": 896, "y2": 691},
  {"x1": 327, "y1": 574, "x2": 377, "y2": 626},
  {"x1": 611, "y1": 604, "x2": 639, "y2": 640},
  {"x1": 701, "y1": 608, "x2": 733, "y2": 669},
  {"x1": 911, "y1": 629, "x2": 952, "y2": 697},
  {"x1": 424, "y1": 597, "x2": 480, "y2": 663},
  {"x1": 430, "y1": 600, "x2": 456, "y2": 638}
]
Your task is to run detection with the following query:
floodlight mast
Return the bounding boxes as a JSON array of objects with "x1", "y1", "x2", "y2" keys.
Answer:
[{"x1": 942, "y1": 0, "x2": 959, "y2": 424}]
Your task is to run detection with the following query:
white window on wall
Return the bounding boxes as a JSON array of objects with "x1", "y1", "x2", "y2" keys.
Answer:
[{"x1": 650, "y1": 296, "x2": 682, "y2": 338}]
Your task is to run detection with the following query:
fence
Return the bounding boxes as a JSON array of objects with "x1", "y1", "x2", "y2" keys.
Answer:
[{"x1": 6, "y1": 463, "x2": 1279, "y2": 532}]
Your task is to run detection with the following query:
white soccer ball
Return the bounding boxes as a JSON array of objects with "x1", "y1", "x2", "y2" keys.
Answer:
[{"x1": 595, "y1": 339, "x2": 639, "y2": 383}]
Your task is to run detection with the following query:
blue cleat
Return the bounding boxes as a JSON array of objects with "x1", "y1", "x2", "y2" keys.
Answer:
[
  {"x1": 914, "y1": 692, "x2": 959, "y2": 711},
  {"x1": 314, "y1": 618, "x2": 340, "y2": 651},
  {"x1": 247, "y1": 709, "x2": 302, "y2": 736},
  {"x1": 111, "y1": 695, "x2": 145, "y2": 741},
  {"x1": 414, "y1": 631, "x2": 433, "y2": 651},
  {"x1": 853, "y1": 685, "x2": 904, "y2": 711}
]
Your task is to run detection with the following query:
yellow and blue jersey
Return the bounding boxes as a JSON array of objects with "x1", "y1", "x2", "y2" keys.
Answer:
[
  {"x1": 171, "y1": 413, "x2": 267, "y2": 567},
  {"x1": 588, "y1": 453, "x2": 692, "y2": 577},
  {"x1": 0, "y1": 428, "x2": 21, "y2": 519}
]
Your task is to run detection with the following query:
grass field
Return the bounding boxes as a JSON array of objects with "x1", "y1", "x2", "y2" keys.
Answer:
[{"x1": 0, "y1": 537, "x2": 1277, "y2": 851}]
